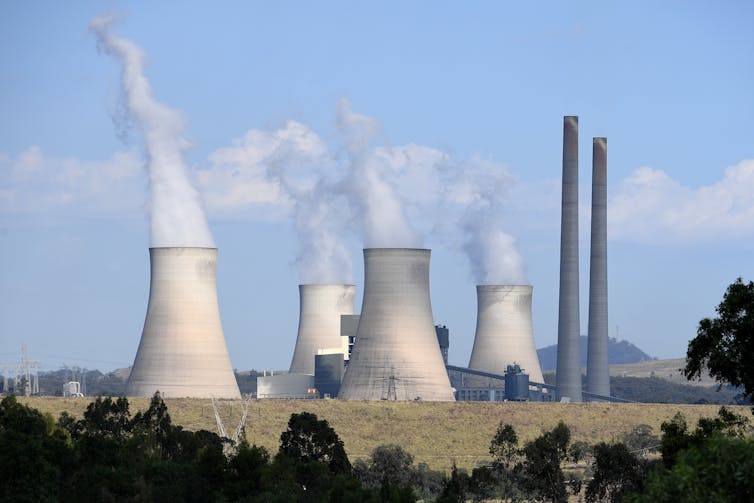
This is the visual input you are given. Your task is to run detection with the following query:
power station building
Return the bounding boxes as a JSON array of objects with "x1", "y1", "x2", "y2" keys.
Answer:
[
  {"x1": 468, "y1": 285, "x2": 544, "y2": 385},
  {"x1": 289, "y1": 284, "x2": 355, "y2": 375}
]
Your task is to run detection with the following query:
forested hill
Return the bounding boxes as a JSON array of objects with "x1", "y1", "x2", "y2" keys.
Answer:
[{"x1": 537, "y1": 336, "x2": 653, "y2": 371}]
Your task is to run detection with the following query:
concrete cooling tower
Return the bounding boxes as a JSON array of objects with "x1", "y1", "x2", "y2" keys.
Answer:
[
  {"x1": 468, "y1": 285, "x2": 545, "y2": 384},
  {"x1": 586, "y1": 137, "x2": 610, "y2": 396},
  {"x1": 126, "y1": 247, "x2": 241, "y2": 398},
  {"x1": 289, "y1": 284, "x2": 355, "y2": 375},
  {"x1": 338, "y1": 248, "x2": 455, "y2": 401},
  {"x1": 556, "y1": 116, "x2": 583, "y2": 402}
]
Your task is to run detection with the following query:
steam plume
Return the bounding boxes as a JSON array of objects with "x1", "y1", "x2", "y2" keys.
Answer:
[
  {"x1": 337, "y1": 100, "x2": 422, "y2": 248},
  {"x1": 259, "y1": 123, "x2": 353, "y2": 283},
  {"x1": 90, "y1": 14, "x2": 214, "y2": 248}
]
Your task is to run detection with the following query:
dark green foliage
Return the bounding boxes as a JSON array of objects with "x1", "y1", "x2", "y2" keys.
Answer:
[
  {"x1": 0, "y1": 395, "x2": 72, "y2": 502},
  {"x1": 685, "y1": 278, "x2": 754, "y2": 408},
  {"x1": 660, "y1": 406, "x2": 751, "y2": 469},
  {"x1": 630, "y1": 436, "x2": 754, "y2": 503},
  {"x1": 4, "y1": 395, "x2": 384, "y2": 502},
  {"x1": 278, "y1": 411, "x2": 351, "y2": 475},
  {"x1": 620, "y1": 424, "x2": 660, "y2": 453},
  {"x1": 519, "y1": 421, "x2": 572, "y2": 503},
  {"x1": 586, "y1": 442, "x2": 648, "y2": 503},
  {"x1": 487, "y1": 421, "x2": 523, "y2": 501},
  {"x1": 436, "y1": 463, "x2": 470, "y2": 503}
]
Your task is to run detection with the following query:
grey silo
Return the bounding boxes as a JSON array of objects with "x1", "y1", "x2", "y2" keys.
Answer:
[
  {"x1": 338, "y1": 248, "x2": 455, "y2": 401},
  {"x1": 468, "y1": 285, "x2": 545, "y2": 385},
  {"x1": 586, "y1": 137, "x2": 610, "y2": 396},
  {"x1": 289, "y1": 284, "x2": 355, "y2": 375},
  {"x1": 126, "y1": 247, "x2": 240, "y2": 398},
  {"x1": 556, "y1": 116, "x2": 583, "y2": 402}
]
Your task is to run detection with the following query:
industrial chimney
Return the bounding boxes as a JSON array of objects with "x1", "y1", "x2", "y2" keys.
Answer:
[
  {"x1": 126, "y1": 247, "x2": 241, "y2": 398},
  {"x1": 556, "y1": 116, "x2": 583, "y2": 402},
  {"x1": 468, "y1": 285, "x2": 545, "y2": 384},
  {"x1": 289, "y1": 284, "x2": 355, "y2": 375},
  {"x1": 586, "y1": 137, "x2": 610, "y2": 396},
  {"x1": 338, "y1": 248, "x2": 455, "y2": 401}
]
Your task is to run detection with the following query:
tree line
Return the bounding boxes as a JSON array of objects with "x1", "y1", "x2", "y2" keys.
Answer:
[{"x1": 2, "y1": 392, "x2": 753, "y2": 502}]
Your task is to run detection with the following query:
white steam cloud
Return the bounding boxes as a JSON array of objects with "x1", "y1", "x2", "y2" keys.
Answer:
[
  {"x1": 202, "y1": 121, "x2": 353, "y2": 283},
  {"x1": 337, "y1": 100, "x2": 422, "y2": 249},
  {"x1": 90, "y1": 14, "x2": 214, "y2": 248},
  {"x1": 444, "y1": 157, "x2": 525, "y2": 284}
]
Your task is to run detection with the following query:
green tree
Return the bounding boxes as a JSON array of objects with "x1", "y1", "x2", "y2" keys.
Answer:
[
  {"x1": 630, "y1": 436, "x2": 754, "y2": 502},
  {"x1": 487, "y1": 422, "x2": 523, "y2": 501},
  {"x1": 354, "y1": 444, "x2": 417, "y2": 498},
  {"x1": 519, "y1": 421, "x2": 572, "y2": 503},
  {"x1": 660, "y1": 407, "x2": 751, "y2": 469},
  {"x1": 621, "y1": 424, "x2": 659, "y2": 453},
  {"x1": 586, "y1": 442, "x2": 648, "y2": 503},
  {"x1": 436, "y1": 463, "x2": 470, "y2": 503},
  {"x1": 684, "y1": 278, "x2": 754, "y2": 408},
  {"x1": 278, "y1": 411, "x2": 351, "y2": 475},
  {"x1": 0, "y1": 396, "x2": 72, "y2": 502}
]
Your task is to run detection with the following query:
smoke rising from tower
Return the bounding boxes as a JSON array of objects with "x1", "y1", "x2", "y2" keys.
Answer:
[
  {"x1": 90, "y1": 14, "x2": 213, "y2": 248},
  {"x1": 338, "y1": 100, "x2": 422, "y2": 249},
  {"x1": 449, "y1": 158, "x2": 525, "y2": 284}
]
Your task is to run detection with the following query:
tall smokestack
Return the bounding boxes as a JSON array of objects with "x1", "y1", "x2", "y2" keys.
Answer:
[
  {"x1": 586, "y1": 137, "x2": 609, "y2": 396},
  {"x1": 338, "y1": 248, "x2": 455, "y2": 401},
  {"x1": 289, "y1": 284, "x2": 355, "y2": 375},
  {"x1": 556, "y1": 116, "x2": 582, "y2": 402},
  {"x1": 468, "y1": 285, "x2": 545, "y2": 384},
  {"x1": 126, "y1": 248, "x2": 240, "y2": 398}
]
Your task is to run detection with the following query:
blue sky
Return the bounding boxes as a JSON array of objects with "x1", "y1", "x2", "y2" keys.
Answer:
[{"x1": 1, "y1": 1, "x2": 753, "y2": 372}]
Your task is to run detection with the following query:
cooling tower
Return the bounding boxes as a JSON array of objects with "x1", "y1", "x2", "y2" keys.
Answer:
[
  {"x1": 468, "y1": 285, "x2": 545, "y2": 384},
  {"x1": 556, "y1": 116, "x2": 583, "y2": 402},
  {"x1": 586, "y1": 137, "x2": 610, "y2": 396},
  {"x1": 289, "y1": 284, "x2": 355, "y2": 375},
  {"x1": 126, "y1": 247, "x2": 241, "y2": 398},
  {"x1": 338, "y1": 248, "x2": 455, "y2": 401}
]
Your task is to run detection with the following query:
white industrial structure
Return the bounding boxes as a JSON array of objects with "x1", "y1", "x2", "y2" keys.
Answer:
[
  {"x1": 257, "y1": 373, "x2": 316, "y2": 399},
  {"x1": 126, "y1": 247, "x2": 240, "y2": 398},
  {"x1": 467, "y1": 285, "x2": 545, "y2": 384},
  {"x1": 289, "y1": 284, "x2": 355, "y2": 375},
  {"x1": 339, "y1": 248, "x2": 455, "y2": 401}
]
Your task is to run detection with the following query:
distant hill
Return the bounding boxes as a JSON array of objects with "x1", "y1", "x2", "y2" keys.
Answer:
[{"x1": 537, "y1": 336, "x2": 653, "y2": 371}]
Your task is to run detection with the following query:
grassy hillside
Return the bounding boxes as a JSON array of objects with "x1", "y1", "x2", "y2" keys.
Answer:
[{"x1": 18, "y1": 397, "x2": 747, "y2": 472}]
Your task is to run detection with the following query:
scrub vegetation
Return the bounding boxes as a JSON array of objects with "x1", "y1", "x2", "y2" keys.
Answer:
[{"x1": 18, "y1": 396, "x2": 744, "y2": 472}]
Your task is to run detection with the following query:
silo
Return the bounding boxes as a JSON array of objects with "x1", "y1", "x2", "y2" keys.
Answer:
[
  {"x1": 338, "y1": 248, "x2": 455, "y2": 401},
  {"x1": 126, "y1": 247, "x2": 240, "y2": 398},
  {"x1": 468, "y1": 285, "x2": 545, "y2": 384},
  {"x1": 586, "y1": 137, "x2": 610, "y2": 396},
  {"x1": 289, "y1": 284, "x2": 355, "y2": 375},
  {"x1": 556, "y1": 115, "x2": 583, "y2": 402}
]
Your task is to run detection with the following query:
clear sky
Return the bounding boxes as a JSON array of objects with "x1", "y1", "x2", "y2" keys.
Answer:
[{"x1": 1, "y1": 1, "x2": 753, "y2": 372}]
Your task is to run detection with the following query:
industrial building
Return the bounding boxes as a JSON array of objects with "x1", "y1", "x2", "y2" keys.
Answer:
[
  {"x1": 126, "y1": 247, "x2": 241, "y2": 398},
  {"x1": 338, "y1": 248, "x2": 455, "y2": 401},
  {"x1": 468, "y1": 285, "x2": 544, "y2": 385},
  {"x1": 289, "y1": 284, "x2": 355, "y2": 375}
]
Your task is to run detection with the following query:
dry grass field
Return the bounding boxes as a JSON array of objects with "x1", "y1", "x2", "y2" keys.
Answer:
[
  {"x1": 19, "y1": 397, "x2": 747, "y2": 472},
  {"x1": 609, "y1": 358, "x2": 717, "y2": 386}
]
